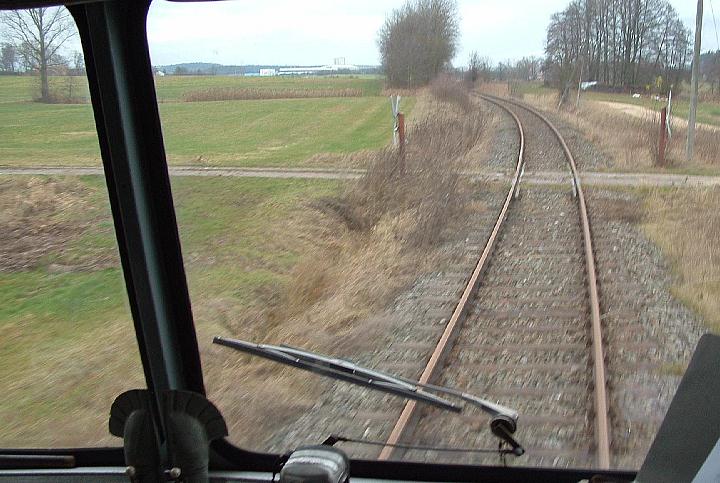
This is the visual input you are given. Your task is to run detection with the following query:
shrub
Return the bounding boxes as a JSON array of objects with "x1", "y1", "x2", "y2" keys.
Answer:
[{"x1": 429, "y1": 74, "x2": 470, "y2": 111}]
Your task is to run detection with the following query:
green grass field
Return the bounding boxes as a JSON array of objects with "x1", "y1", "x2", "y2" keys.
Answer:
[
  {"x1": 0, "y1": 75, "x2": 413, "y2": 167},
  {"x1": 0, "y1": 174, "x2": 340, "y2": 447}
]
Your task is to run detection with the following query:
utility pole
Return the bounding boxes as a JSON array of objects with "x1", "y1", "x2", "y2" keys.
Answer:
[
  {"x1": 576, "y1": 60, "x2": 583, "y2": 109},
  {"x1": 687, "y1": 0, "x2": 703, "y2": 161}
]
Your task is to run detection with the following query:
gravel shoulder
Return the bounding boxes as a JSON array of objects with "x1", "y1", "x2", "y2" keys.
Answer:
[{"x1": 587, "y1": 187, "x2": 705, "y2": 469}]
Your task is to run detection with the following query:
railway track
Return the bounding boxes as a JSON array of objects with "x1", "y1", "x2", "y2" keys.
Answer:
[{"x1": 377, "y1": 94, "x2": 611, "y2": 469}]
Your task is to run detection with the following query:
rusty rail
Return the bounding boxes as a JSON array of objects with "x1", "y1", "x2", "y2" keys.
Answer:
[
  {"x1": 479, "y1": 94, "x2": 610, "y2": 469},
  {"x1": 378, "y1": 95, "x2": 526, "y2": 460}
]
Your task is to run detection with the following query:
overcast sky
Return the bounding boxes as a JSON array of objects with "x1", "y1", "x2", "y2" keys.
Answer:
[{"x1": 145, "y1": 0, "x2": 720, "y2": 67}]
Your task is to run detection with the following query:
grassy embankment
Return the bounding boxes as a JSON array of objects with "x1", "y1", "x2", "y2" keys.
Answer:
[
  {"x1": 0, "y1": 75, "x2": 415, "y2": 167},
  {"x1": 643, "y1": 188, "x2": 720, "y2": 335},
  {"x1": 515, "y1": 80, "x2": 720, "y2": 127}
]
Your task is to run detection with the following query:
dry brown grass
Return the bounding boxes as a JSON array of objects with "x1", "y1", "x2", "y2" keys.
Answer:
[
  {"x1": 301, "y1": 150, "x2": 378, "y2": 169},
  {"x1": 181, "y1": 87, "x2": 363, "y2": 102},
  {"x1": 380, "y1": 87, "x2": 421, "y2": 98},
  {"x1": 599, "y1": 195, "x2": 646, "y2": 224},
  {"x1": 476, "y1": 81, "x2": 510, "y2": 98},
  {"x1": 0, "y1": 177, "x2": 113, "y2": 272},
  {"x1": 265, "y1": 86, "x2": 485, "y2": 336},
  {"x1": 428, "y1": 74, "x2": 471, "y2": 111},
  {"x1": 643, "y1": 187, "x2": 720, "y2": 333},
  {"x1": 520, "y1": 93, "x2": 720, "y2": 170}
]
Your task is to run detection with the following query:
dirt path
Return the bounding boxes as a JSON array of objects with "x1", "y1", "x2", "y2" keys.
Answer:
[
  {"x1": 0, "y1": 166, "x2": 363, "y2": 180},
  {"x1": 594, "y1": 100, "x2": 720, "y2": 132},
  {"x1": 3, "y1": 165, "x2": 720, "y2": 188}
]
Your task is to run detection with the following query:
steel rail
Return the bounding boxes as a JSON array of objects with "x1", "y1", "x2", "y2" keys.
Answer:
[
  {"x1": 378, "y1": 95, "x2": 526, "y2": 460},
  {"x1": 486, "y1": 94, "x2": 611, "y2": 469}
]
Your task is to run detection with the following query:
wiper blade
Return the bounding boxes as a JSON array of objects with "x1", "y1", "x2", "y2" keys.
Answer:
[
  {"x1": 214, "y1": 336, "x2": 523, "y2": 456},
  {"x1": 213, "y1": 336, "x2": 460, "y2": 412}
]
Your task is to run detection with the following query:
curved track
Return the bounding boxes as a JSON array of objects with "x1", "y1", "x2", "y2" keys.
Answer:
[{"x1": 378, "y1": 94, "x2": 610, "y2": 469}]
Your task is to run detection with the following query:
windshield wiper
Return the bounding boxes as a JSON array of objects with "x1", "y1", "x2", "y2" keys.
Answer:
[
  {"x1": 213, "y1": 336, "x2": 459, "y2": 411},
  {"x1": 213, "y1": 336, "x2": 524, "y2": 456}
]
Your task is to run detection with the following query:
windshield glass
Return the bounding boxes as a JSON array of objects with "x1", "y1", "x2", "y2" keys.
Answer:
[
  {"x1": 144, "y1": 0, "x2": 718, "y2": 470},
  {"x1": 143, "y1": 0, "x2": 720, "y2": 469},
  {"x1": 2, "y1": 0, "x2": 717, "y2": 472},
  {"x1": 0, "y1": 6, "x2": 145, "y2": 447}
]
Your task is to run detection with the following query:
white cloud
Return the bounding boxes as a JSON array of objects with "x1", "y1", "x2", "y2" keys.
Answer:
[{"x1": 147, "y1": 0, "x2": 401, "y2": 65}]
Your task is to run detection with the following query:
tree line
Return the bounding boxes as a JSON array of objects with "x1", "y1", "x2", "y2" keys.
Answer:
[
  {"x1": 544, "y1": 0, "x2": 691, "y2": 94},
  {"x1": 701, "y1": 51, "x2": 720, "y2": 96}
]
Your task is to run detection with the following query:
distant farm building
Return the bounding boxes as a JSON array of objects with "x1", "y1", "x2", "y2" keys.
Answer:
[
  {"x1": 278, "y1": 64, "x2": 358, "y2": 75},
  {"x1": 253, "y1": 58, "x2": 359, "y2": 77}
]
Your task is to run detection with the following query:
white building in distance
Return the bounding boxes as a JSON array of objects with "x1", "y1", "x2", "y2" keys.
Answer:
[
  {"x1": 277, "y1": 63, "x2": 358, "y2": 75},
  {"x1": 255, "y1": 58, "x2": 358, "y2": 76}
]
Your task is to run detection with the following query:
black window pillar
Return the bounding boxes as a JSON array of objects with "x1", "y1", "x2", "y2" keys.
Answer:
[{"x1": 69, "y1": 0, "x2": 205, "y2": 443}]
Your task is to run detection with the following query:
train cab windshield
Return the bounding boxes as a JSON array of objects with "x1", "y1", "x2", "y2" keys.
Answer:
[{"x1": 1, "y1": 0, "x2": 719, "y2": 482}]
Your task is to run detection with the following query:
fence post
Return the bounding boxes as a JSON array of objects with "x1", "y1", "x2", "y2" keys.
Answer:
[
  {"x1": 658, "y1": 107, "x2": 667, "y2": 166},
  {"x1": 390, "y1": 95, "x2": 401, "y2": 148},
  {"x1": 666, "y1": 89, "x2": 673, "y2": 140},
  {"x1": 398, "y1": 112, "x2": 406, "y2": 173}
]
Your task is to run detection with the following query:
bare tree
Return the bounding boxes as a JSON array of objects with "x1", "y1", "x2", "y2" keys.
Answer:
[
  {"x1": 71, "y1": 50, "x2": 84, "y2": 75},
  {"x1": 701, "y1": 51, "x2": 720, "y2": 97},
  {"x1": 544, "y1": 0, "x2": 691, "y2": 93},
  {"x1": 512, "y1": 56, "x2": 543, "y2": 80},
  {"x1": 378, "y1": 0, "x2": 460, "y2": 88},
  {"x1": 467, "y1": 50, "x2": 481, "y2": 83},
  {"x1": 1, "y1": 7, "x2": 76, "y2": 101},
  {"x1": 1, "y1": 43, "x2": 17, "y2": 73}
]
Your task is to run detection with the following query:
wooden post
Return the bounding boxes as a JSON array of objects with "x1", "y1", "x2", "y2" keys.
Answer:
[
  {"x1": 658, "y1": 107, "x2": 667, "y2": 166},
  {"x1": 398, "y1": 112, "x2": 406, "y2": 173},
  {"x1": 667, "y1": 89, "x2": 673, "y2": 140}
]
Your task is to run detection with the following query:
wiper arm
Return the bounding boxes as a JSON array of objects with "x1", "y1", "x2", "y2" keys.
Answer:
[
  {"x1": 212, "y1": 336, "x2": 460, "y2": 412},
  {"x1": 213, "y1": 337, "x2": 524, "y2": 455}
]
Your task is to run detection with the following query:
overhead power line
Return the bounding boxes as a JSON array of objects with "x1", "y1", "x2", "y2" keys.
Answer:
[{"x1": 710, "y1": 0, "x2": 720, "y2": 50}]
